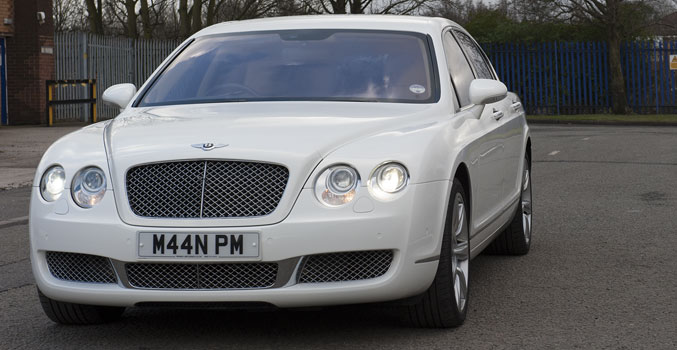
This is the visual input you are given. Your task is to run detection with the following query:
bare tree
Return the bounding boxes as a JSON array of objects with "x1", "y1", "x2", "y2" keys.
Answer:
[
  {"x1": 139, "y1": 0, "x2": 152, "y2": 38},
  {"x1": 373, "y1": 0, "x2": 430, "y2": 14},
  {"x1": 85, "y1": 0, "x2": 105, "y2": 34},
  {"x1": 103, "y1": 0, "x2": 139, "y2": 37},
  {"x1": 274, "y1": 0, "x2": 310, "y2": 15},
  {"x1": 545, "y1": 0, "x2": 662, "y2": 113},
  {"x1": 54, "y1": 0, "x2": 89, "y2": 31},
  {"x1": 179, "y1": 0, "x2": 192, "y2": 37},
  {"x1": 124, "y1": 0, "x2": 139, "y2": 37},
  {"x1": 206, "y1": 0, "x2": 218, "y2": 25},
  {"x1": 303, "y1": 0, "x2": 429, "y2": 14},
  {"x1": 191, "y1": 0, "x2": 204, "y2": 33}
]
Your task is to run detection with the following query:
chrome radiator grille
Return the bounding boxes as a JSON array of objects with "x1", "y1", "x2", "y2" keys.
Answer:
[
  {"x1": 126, "y1": 160, "x2": 289, "y2": 218},
  {"x1": 46, "y1": 251, "x2": 117, "y2": 284},
  {"x1": 125, "y1": 262, "x2": 278, "y2": 289},
  {"x1": 299, "y1": 250, "x2": 394, "y2": 283}
]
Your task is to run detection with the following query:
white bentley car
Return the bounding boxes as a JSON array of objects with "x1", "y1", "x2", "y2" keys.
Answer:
[{"x1": 31, "y1": 15, "x2": 532, "y2": 328}]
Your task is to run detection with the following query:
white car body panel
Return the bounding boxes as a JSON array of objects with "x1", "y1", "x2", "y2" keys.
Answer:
[{"x1": 30, "y1": 15, "x2": 530, "y2": 308}]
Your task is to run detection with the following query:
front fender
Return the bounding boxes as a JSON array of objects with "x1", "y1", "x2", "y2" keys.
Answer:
[
  {"x1": 302, "y1": 116, "x2": 469, "y2": 189},
  {"x1": 32, "y1": 121, "x2": 113, "y2": 191}
]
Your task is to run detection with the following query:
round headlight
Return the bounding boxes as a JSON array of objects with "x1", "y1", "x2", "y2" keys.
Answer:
[
  {"x1": 369, "y1": 162, "x2": 409, "y2": 199},
  {"x1": 40, "y1": 166, "x2": 66, "y2": 202},
  {"x1": 71, "y1": 166, "x2": 107, "y2": 208},
  {"x1": 328, "y1": 167, "x2": 357, "y2": 194},
  {"x1": 314, "y1": 165, "x2": 359, "y2": 206}
]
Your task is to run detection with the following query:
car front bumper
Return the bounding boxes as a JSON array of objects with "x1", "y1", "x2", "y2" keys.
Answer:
[{"x1": 30, "y1": 181, "x2": 450, "y2": 308}]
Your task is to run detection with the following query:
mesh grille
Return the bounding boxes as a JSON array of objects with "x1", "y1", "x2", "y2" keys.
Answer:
[
  {"x1": 126, "y1": 160, "x2": 289, "y2": 218},
  {"x1": 299, "y1": 250, "x2": 394, "y2": 283},
  {"x1": 46, "y1": 251, "x2": 117, "y2": 284},
  {"x1": 125, "y1": 262, "x2": 278, "y2": 289}
]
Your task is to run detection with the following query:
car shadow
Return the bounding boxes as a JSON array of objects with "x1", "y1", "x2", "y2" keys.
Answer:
[{"x1": 37, "y1": 255, "x2": 513, "y2": 348}]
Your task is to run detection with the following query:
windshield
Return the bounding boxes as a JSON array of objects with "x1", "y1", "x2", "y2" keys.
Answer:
[{"x1": 137, "y1": 30, "x2": 437, "y2": 106}]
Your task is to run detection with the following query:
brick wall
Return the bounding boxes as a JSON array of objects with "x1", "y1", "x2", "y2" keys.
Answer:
[
  {"x1": 0, "y1": 0, "x2": 13, "y2": 36},
  {"x1": 6, "y1": 0, "x2": 54, "y2": 125}
]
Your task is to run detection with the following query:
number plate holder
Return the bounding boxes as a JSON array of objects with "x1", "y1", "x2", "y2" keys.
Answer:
[{"x1": 137, "y1": 232, "x2": 260, "y2": 259}]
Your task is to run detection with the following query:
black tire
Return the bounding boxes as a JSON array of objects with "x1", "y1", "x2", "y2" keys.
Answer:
[
  {"x1": 38, "y1": 288, "x2": 125, "y2": 325},
  {"x1": 406, "y1": 178, "x2": 470, "y2": 328},
  {"x1": 486, "y1": 153, "x2": 532, "y2": 255}
]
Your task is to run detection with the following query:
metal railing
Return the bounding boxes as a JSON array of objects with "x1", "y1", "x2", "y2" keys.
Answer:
[
  {"x1": 46, "y1": 79, "x2": 97, "y2": 126},
  {"x1": 482, "y1": 41, "x2": 677, "y2": 115},
  {"x1": 54, "y1": 32, "x2": 179, "y2": 123},
  {"x1": 55, "y1": 32, "x2": 677, "y2": 117}
]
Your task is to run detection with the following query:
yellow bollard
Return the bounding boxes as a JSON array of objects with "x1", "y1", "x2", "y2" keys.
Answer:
[{"x1": 48, "y1": 84, "x2": 53, "y2": 127}]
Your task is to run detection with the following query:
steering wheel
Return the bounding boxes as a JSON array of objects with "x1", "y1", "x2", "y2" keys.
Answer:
[{"x1": 205, "y1": 83, "x2": 260, "y2": 98}]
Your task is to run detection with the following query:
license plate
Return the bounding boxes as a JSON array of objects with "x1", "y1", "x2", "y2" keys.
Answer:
[{"x1": 138, "y1": 232, "x2": 259, "y2": 258}]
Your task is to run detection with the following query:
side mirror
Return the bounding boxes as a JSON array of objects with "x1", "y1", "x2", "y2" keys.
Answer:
[
  {"x1": 102, "y1": 83, "x2": 137, "y2": 109},
  {"x1": 469, "y1": 79, "x2": 507, "y2": 105}
]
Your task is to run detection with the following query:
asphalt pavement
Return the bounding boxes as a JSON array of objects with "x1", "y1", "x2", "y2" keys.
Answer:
[
  {"x1": 0, "y1": 124, "x2": 675, "y2": 349},
  {"x1": 0, "y1": 126, "x2": 80, "y2": 190}
]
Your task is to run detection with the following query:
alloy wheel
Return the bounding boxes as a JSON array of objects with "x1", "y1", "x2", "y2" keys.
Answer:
[
  {"x1": 451, "y1": 192, "x2": 469, "y2": 312},
  {"x1": 521, "y1": 160, "x2": 532, "y2": 244}
]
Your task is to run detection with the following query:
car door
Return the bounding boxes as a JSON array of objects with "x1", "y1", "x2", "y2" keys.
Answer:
[
  {"x1": 442, "y1": 30, "x2": 506, "y2": 236},
  {"x1": 451, "y1": 29, "x2": 518, "y2": 213}
]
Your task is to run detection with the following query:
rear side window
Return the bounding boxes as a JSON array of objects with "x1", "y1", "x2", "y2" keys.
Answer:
[
  {"x1": 442, "y1": 32, "x2": 474, "y2": 107},
  {"x1": 453, "y1": 30, "x2": 494, "y2": 80}
]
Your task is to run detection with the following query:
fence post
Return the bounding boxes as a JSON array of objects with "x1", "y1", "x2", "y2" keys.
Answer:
[
  {"x1": 654, "y1": 41, "x2": 659, "y2": 114},
  {"x1": 80, "y1": 32, "x2": 89, "y2": 122},
  {"x1": 79, "y1": 32, "x2": 87, "y2": 80},
  {"x1": 554, "y1": 42, "x2": 560, "y2": 115},
  {"x1": 129, "y1": 38, "x2": 136, "y2": 85}
]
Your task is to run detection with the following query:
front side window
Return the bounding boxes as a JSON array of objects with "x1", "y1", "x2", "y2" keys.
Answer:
[
  {"x1": 443, "y1": 32, "x2": 475, "y2": 107},
  {"x1": 453, "y1": 30, "x2": 494, "y2": 80},
  {"x1": 137, "y1": 30, "x2": 437, "y2": 106}
]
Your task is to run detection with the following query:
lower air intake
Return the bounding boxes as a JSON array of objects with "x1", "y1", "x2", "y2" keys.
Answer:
[
  {"x1": 125, "y1": 262, "x2": 278, "y2": 289},
  {"x1": 46, "y1": 251, "x2": 117, "y2": 284},
  {"x1": 299, "y1": 250, "x2": 394, "y2": 283}
]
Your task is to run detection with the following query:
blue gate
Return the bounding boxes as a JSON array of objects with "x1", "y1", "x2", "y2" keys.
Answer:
[
  {"x1": 0, "y1": 37, "x2": 6, "y2": 125},
  {"x1": 482, "y1": 41, "x2": 677, "y2": 115}
]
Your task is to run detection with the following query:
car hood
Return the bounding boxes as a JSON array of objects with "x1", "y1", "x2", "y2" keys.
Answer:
[
  {"x1": 105, "y1": 101, "x2": 438, "y2": 227},
  {"x1": 106, "y1": 102, "x2": 435, "y2": 162}
]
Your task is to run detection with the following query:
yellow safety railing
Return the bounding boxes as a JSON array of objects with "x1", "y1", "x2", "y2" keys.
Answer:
[{"x1": 46, "y1": 79, "x2": 97, "y2": 126}]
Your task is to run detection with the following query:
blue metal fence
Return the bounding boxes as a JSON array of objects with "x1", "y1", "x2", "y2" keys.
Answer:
[{"x1": 482, "y1": 41, "x2": 677, "y2": 115}]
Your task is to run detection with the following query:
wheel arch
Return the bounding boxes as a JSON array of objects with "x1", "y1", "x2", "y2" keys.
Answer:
[
  {"x1": 453, "y1": 162, "x2": 471, "y2": 223},
  {"x1": 526, "y1": 137, "x2": 532, "y2": 161}
]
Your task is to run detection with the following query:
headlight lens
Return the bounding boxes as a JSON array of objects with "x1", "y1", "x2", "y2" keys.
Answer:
[
  {"x1": 314, "y1": 165, "x2": 359, "y2": 206},
  {"x1": 40, "y1": 166, "x2": 66, "y2": 202},
  {"x1": 369, "y1": 162, "x2": 408, "y2": 199},
  {"x1": 71, "y1": 166, "x2": 107, "y2": 208}
]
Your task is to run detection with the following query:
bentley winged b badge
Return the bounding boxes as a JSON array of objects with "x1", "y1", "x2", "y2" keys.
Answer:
[{"x1": 191, "y1": 143, "x2": 228, "y2": 151}]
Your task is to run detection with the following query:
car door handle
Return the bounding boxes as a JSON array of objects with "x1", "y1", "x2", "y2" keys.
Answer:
[
  {"x1": 511, "y1": 102, "x2": 522, "y2": 112},
  {"x1": 492, "y1": 109, "x2": 504, "y2": 121}
]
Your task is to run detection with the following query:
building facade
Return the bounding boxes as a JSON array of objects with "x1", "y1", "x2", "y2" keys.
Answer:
[{"x1": 1, "y1": 0, "x2": 54, "y2": 125}]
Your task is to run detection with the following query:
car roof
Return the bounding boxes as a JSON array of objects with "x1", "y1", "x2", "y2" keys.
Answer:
[{"x1": 193, "y1": 15, "x2": 457, "y2": 38}]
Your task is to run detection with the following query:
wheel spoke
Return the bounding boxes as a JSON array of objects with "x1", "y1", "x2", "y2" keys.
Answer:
[
  {"x1": 449, "y1": 191, "x2": 469, "y2": 312},
  {"x1": 522, "y1": 200, "x2": 532, "y2": 215},
  {"x1": 521, "y1": 160, "x2": 532, "y2": 242},
  {"x1": 454, "y1": 203, "x2": 464, "y2": 237},
  {"x1": 455, "y1": 266, "x2": 467, "y2": 304},
  {"x1": 453, "y1": 241, "x2": 469, "y2": 261}
]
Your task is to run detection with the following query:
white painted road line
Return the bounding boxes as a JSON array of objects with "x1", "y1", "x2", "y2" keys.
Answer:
[
  {"x1": 582, "y1": 137, "x2": 590, "y2": 140},
  {"x1": 548, "y1": 150, "x2": 560, "y2": 156},
  {"x1": 0, "y1": 216, "x2": 29, "y2": 228}
]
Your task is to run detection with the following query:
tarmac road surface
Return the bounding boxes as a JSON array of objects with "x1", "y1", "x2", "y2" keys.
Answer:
[{"x1": 0, "y1": 124, "x2": 675, "y2": 349}]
